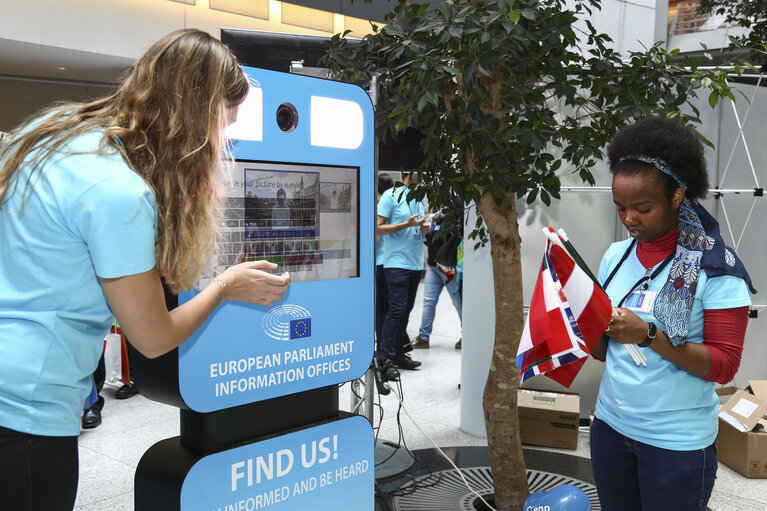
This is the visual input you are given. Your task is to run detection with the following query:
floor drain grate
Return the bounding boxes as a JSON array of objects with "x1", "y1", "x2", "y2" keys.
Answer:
[{"x1": 391, "y1": 466, "x2": 600, "y2": 511}]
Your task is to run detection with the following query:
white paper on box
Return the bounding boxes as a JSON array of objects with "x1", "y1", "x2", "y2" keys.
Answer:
[
  {"x1": 732, "y1": 398, "x2": 759, "y2": 419},
  {"x1": 720, "y1": 410, "x2": 750, "y2": 432}
]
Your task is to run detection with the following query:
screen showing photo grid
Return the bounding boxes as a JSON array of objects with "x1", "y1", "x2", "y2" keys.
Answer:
[{"x1": 210, "y1": 161, "x2": 359, "y2": 284}]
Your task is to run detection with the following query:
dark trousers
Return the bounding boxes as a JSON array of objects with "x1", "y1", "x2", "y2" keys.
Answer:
[
  {"x1": 379, "y1": 267, "x2": 421, "y2": 361},
  {"x1": 0, "y1": 425, "x2": 79, "y2": 510},
  {"x1": 375, "y1": 264, "x2": 388, "y2": 343},
  {"x1": 590, "y1": 417, "x2": 717, "y2": 511}
]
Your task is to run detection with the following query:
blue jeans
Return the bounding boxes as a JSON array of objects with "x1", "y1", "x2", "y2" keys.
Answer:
[
  {"x1": 380, "y1": 268, "x2": 421, "y2": 361},
  {"x1": 590, "y1": 417, "x2": 717, "y2": 511},
  {"x1": 418, "y1": 264, "x2": 462, "y2": 341}
]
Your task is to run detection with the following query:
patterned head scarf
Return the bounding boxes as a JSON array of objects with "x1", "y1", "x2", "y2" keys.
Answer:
[{"x1": 619, "y1": 155, "x2": 756, "y2": 346}]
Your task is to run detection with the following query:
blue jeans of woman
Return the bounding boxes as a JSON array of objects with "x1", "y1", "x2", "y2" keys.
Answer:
[
  {"x1": 590, "y1": 417, "x2": 717, "y2": 511},
  {"x1": 0, "y1": 425, "x2": 79, "y2": 510},
  {"x1": 418, "y1": 264, "x2": 462, "y2": 341}
]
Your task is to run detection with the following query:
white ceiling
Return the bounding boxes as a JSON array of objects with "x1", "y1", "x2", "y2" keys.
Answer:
[{"x1": 0, "y1": 37, "x2": 133, "y2": 85}]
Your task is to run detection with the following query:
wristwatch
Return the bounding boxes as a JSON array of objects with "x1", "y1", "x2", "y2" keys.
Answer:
[{"x1": 638, "y1": 322, "x2": 657, "y2": 348}]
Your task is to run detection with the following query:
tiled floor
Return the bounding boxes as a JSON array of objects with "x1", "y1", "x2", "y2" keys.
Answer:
[{"x1": 75, "y1": 282, "x2": 767, "y2": 510}]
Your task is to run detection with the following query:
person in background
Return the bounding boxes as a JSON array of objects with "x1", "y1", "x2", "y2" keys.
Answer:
[
  {"x1": 410, "y1": 195, "x2": 463, "y2": 350},
  {"x1": 81, "y1": 354, "x2": 107, "y2": 429},
  {"x1": 330, "y1": 189, "x2": 339, "y2": 210},
  {"x1": 375, "y1": 173, "x2": 395, "y2": 345},
  {"x1": 590, "y1": 116, "x2": 754, "y2": 510},
  {"x1": 271, "y1": 187, "x2": 291, "y2": 228},
  {"x1": 0, "y1": 29, "x2": 290, "y2": 510},
  {"x1": 82, "y1": 328, "x2": 140, "y2": 430},
  {"x1": 376, "y1": 171, "x2": 429, "y2": 379}
]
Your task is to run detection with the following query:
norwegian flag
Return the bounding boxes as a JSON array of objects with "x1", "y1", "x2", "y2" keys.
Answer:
[{"x1": 516, "y1": 234, "x2": 612, "y2": 388}]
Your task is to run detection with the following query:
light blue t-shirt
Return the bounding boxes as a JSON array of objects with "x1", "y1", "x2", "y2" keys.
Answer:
[
  {"x1": 376, "y1": 186, "x2": 425, "y2": 271},
  {"x1": 595, "y1": 239, "x2": 751, "y2": 450},
  {"x1": 0, "y1": 129, "x2": 157, "y2": 436}
]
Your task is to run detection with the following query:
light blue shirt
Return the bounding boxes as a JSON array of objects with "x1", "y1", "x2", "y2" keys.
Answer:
[
  {"x1": 0, "y1": 129, "x2": 157, "y2": 436},
  {"x1": 376, "y1": 186, "x2": 425, "y2": 271},
  {"x1": 595, "y1": 239, "x2": 751, "y2": 450}
]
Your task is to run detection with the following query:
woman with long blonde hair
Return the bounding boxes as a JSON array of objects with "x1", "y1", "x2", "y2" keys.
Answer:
[{"x1": 0, "y1": 29, "x2": 289, "y2": 510}]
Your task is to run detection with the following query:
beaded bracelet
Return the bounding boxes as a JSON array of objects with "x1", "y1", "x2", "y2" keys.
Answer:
[{"x1": 214, "y1": 278, "x2": 227, "y2": 300}]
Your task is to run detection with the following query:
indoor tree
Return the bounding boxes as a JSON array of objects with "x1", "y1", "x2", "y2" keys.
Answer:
[
  {"x1": 322, "y1": 1, "x2": 754, "y2": 508},
  {"x1": 698, "y1": 0, "x2": 766, "y2": 66}
]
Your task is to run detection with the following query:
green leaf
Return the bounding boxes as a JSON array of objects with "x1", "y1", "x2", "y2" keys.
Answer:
[
  {"x1": 541, "y1": 190, "x2": 551, "y2": 206},
  {"x1": 417, "y1": 94, "x2": 428, "y2": 112},
  {"x1": 708, "y1": 90, "x2": 720, "y2": 109},
  {"x1": 462, "y1": 66, "x2": 474, "y2": 86},
  {"x1": 477, "y1": 63, "x2": 492, "y2": 77},
  {"x1": 394, "y1": 115, "x2": 408, "y2": 133},
  {"x1": 508, "y1": 9, "x2": 521, "y2": 24},
  {"x1": 443, "y1": 65, "x2": 460, "y2": 76}
]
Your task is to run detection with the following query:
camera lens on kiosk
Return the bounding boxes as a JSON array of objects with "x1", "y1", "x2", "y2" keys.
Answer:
[{"x1": 276, "y1": 102, "x2": 298, "y2": 133}]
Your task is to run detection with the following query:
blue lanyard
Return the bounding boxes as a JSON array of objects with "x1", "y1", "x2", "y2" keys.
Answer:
[{"x1": 602, "y1": 239, "x2": 676, "y2": 307}]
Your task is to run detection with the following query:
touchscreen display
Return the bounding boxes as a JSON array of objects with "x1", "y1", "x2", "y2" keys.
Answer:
[{"x1": 208, "y1": 160, "x2": 359, "y2": 284}]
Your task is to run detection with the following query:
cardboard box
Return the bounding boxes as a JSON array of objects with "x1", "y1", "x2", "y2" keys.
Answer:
[
  {"x1": 517, "y1": 388, "x2": 580, "y2": 450},
  {"x1": 719, "y1": 389, "x2": 767, "y2": 432},
  {"x1": 716, "y1": 382, "x2": 767, "y2": 479}
]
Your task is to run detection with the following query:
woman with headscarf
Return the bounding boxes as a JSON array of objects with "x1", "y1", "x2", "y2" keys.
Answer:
[{"x1": 590, "y1": 116, "x2": 755, "y2": 510}]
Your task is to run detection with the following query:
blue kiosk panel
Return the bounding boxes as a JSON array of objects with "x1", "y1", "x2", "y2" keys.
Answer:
[
  {"x1": 176, "y1": 67, "x2": 374, "y2": 412},
  {"x1": 179, "y1": 415, "x2": 374, "y2": 510}
]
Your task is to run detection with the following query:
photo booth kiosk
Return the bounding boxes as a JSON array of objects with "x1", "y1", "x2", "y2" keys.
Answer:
[{"x1": 132, "y1": 65, "x2": 375, "y2": 511}]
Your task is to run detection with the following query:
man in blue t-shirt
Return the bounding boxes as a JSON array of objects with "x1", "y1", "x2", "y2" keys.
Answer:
[{"x1": 376, "y1": 171, "x2": 429, "y2": 379}]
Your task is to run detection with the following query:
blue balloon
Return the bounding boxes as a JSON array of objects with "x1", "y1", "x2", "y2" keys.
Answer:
[{"x1": 523, "y1": 484, "x2": 591, "y2": 511}]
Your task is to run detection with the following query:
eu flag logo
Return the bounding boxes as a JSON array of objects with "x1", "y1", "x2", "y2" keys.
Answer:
[{"x1": 289, "y1": 318, "x2": 312, "y2": 339}]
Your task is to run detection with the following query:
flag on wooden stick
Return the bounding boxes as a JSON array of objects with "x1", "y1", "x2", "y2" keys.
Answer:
[{"x1": 516, "y1": 228, "x2": 612, "y2": 387}]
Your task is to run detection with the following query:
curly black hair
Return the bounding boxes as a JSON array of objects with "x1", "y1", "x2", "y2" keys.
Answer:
[{"x1": 607, "y1": 116, "x2": 709, "y2": 200}]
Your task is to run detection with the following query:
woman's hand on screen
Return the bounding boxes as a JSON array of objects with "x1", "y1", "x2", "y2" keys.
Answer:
[{"x1": 219, "y1": 261, "x2": 290, "y2": 306}]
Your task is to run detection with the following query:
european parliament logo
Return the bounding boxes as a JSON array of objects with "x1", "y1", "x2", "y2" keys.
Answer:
[{"x1": 263, "y1": 304, "x2": 312, "y2": 341}]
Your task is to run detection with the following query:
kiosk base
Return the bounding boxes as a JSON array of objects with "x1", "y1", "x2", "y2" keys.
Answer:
[
  {"x1": 374, "y1": 440, "x2": 415, "y2": 480},
  {"x1": 180, "y1": 385, "x2": 338, "y2": 452}
]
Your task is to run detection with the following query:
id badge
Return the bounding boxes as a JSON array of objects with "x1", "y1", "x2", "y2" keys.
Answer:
[{"x1": 624, "y1": 290, "x2": 656, "y2": 313}]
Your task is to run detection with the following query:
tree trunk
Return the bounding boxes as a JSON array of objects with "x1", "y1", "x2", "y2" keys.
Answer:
[{"x1": 478, "y1": 191, "x2": 528, "y2": 510}]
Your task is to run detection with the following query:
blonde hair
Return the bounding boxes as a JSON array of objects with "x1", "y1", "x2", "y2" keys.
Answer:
[{"x1": 0, "y1": 29, "x2": 249, "y2": 292}]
